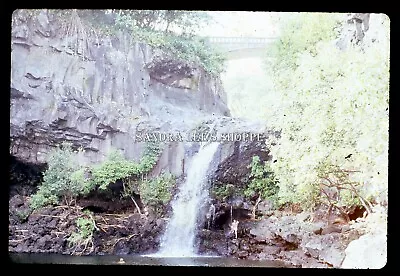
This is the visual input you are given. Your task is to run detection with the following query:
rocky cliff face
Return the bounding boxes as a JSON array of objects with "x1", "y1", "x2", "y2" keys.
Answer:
[{"x1": 10, "y1": 10, "x2": 230, "y2": 170}]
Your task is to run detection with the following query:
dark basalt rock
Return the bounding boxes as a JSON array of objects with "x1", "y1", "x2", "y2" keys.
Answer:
[{"x1": 10, "y1": 10, "x2": 230, "y2": 171}]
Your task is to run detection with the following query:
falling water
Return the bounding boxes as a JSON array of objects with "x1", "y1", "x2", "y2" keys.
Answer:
[
  {"x1": 157, "y1": 142, "x2": 219, "y2": 257},
  {"x1": 230, "y1": 205, "x2": 233, "y2": 223},
  {"x1": 207, "y1": 204, "x2": 216, "y2": 230}
]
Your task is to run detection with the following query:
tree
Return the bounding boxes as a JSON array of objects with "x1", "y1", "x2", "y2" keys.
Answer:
[
  {"x1": 265, "y1": 13, "x2": 389, "y2": 210},
  {"x1": 113, "y1": 10, "x2": 211, "y2": 35}
]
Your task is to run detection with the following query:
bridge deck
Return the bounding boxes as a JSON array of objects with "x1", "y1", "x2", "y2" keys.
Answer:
[{"x1": 204, "y1": 36, "x2": 278, "y2": 53}]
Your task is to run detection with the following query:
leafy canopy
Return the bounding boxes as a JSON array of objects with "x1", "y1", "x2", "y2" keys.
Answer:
[{"x1": 265, "y1": 13, "x2": 389, "y2": 209}]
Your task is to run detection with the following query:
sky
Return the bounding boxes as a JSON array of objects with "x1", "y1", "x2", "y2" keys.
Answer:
[{"x1": 200, "y1": 11, "x2": 281, "y2": 38}]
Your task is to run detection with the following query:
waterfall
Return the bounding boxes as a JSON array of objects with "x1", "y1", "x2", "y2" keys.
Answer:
[
  {"x1": 157, "y1": 142, "x2": 219, "y2": 257},
  {"x1": 207, "y1": 204, "x2": 216, "y2": 230}
]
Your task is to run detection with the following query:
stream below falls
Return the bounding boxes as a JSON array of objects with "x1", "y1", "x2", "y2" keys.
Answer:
[{"x1": 9, "y1": 253, "x2": 293, "y2": 267}]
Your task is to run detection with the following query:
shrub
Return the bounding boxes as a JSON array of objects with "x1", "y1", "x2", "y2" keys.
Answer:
[
  {"x1": 160, "y1": 34, "x2": 226, "y2": 76},
  {"x1": 210, "y1": 183, "x2": 237, "y2": 201},
  {"x1": 90, "y1": 142, "x2": 162, "y2": 191},
  {"x1": 90, "y1": 149, "x2": 138, "y2": 191},
  {"x1": 113, "y1": 10, "x2": 225, "y2": 76},
  {"x1": 68, "y1": 210, "x2": 97, "y2": 255},
  {"x1": 137, "y1": 173, "x2": 176, "y2": 214},
  {"x1": 70, "y1": 168, "x2": 94, "y2": 196},
  {"x1": 29, "y1": 142, "x2": 84, "y2": 209},
  {"x1": 244, "y1": 156, "x2": 279, "y2": 205},
  {"x1": 15, "y1": 209, "x2": 32, "y2": 222},
  {"x1": 29, "y1": 187, "x2": 59, "y2": 209},
  {"x1": 136, "y1": 141, "x2": 162, "y2": 174},
  {"x1": 30, "y1": 141, "x2": 163, "y2": 210}
]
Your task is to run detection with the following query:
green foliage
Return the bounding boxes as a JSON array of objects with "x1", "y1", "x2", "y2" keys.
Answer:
[
  {"x1": 90, "y1": 142, "x2": 161, "y2": 191},
  {"x1": 90, "y1": 149, "x2": 139, "y2": 190},
  {"x1": 124, "y1": 27, "x2": 225, "y2": 76},
  {"x1": 70, "y1": 168, "x2": 93, "y2": 196},
  {"x1": 244, "y1": 156, "x2": 279, "y2": 204},
  {"x1": 29, "y1": 142, "x2": 84, "y2": 209},
  {"x1": 17, "y1": 10, "x2": 225, "y2": 75},
  {"x1": 67, "y1": 210, "x2": 96, "y2": 254},
  {"x1": 15, "y1": 209, "x2": 32, "y2": 222},
  {"x1": 29, "y1": 187, "x2": 59, "y2": 210},
  {"x1": 269, "y1": 13, "x2": 340, "y2": 75},
  {"x1": 114, "y1": 10, "x2": 211, "y2": 35},
  {"x1": 136, "y1": 141, "x2": 163, "y2": 174},
  {"x1": 210, "y1": 184, "x2": 237, "y2": 201},
  {"x1": 30, "y1": 141, "x2": 162, "y2": 209},
  {"x1": 113, "y1": 11, "x2": 225, "y2": 76},
  {"x1": 160, "y1": 35, "x2": 225, "y2": 76},
  {"x1": 59, "y1": 9, "x2": 224, "y2": 76},
  {"x1": 42, "y1": 143, "x2": 81, "y2": 195},
  {"x1": 265, "y1": 14, "x2": 389, "y2": 209},
  {"x1": 137, "y1": 173, "x2": 176, "y2": 214}
]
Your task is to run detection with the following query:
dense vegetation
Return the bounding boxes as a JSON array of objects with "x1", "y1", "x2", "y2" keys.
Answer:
[
  {"x1": 210, "y1": 156, "x2": 279, "y2": 205},
  {"x1": 29, "y1": 141, "x2": 170, "y2": 212},
  {"x1": 234, "y1": 13, "x2": 389, "y2": 212},
  {"x1": 112, "y1": 10, "x2": 225, "y2": 76},
  {"x1": 30, "y1": 143, "x2": 82, "y2": 209},
  {"x1": 39, "y1": 9, "x2": 225, "y2": 76},
  {"x1": 137, "y1": 173, "x2": 176, "y2": 215},
  {"x1": 244, "y1": 156, "x2": 279, "y2": 205}
]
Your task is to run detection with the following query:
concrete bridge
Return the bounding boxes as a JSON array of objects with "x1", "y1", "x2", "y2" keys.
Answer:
[{"x1": 204, "y1": 36, "x2": 279, "y2": 59}]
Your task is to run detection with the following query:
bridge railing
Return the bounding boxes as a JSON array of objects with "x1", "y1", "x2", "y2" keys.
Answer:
[
  {"x1": 201, "y1": 36, "x2": 278, "y2": 53},
  {"x1": 204, "y1": 36, "x2": 278, "y2": 44}
]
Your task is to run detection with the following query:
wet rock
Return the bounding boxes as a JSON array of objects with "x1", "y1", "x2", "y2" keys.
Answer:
[
  {"x1": 253, "y1": 236, "x2": 268, "y2": 244},
  {"x1": 257, "y1": 200, "x2": 274, "y2": 214},
  {"x1": 321, "y1": 225, "x2": 342, "y2": 235},
  {"x1": 40, "y1": 208, "x2": 52, "y2": 216},
  {"x1": 277, "y1": 249, "x2": 308, "y2": 267},
  {"x1": 258, "y1": 245, "x2": 281, "y2": 256},
  {"x1": 313, "y1": 228, "x2": 323, "y2": 235},
  {"x1": 198, "y1": 229, "x2": 229, "y2": 256},
  {"x1": 28, "y1": 214, "x2": 40, "y2": 223},
  {"x1": 114, "y1": 240, "x2": 130, "y2": 255},
  {"x1": 210, "y1": 122, "x2": 277, "y2": 188},
  {"x1": 237, "y1": 251, "x2": 249, "y2": 259},
  {"x1": 249, "y1": 220, "x2": 275, "y2": 241},
  {"x1": 155, "y1": 218, "x2": 167, "y2": 228},
  {"x1": 15, "y1": 244, "x2": 30, "y2": 253},
  {"x1": 36, "y1": 236, "x2": 48, "y2": 248},
  {"x1": 296, "y1": 212, "x2": 311, "y2": 222},
  {"x1": 301, "y1": 233, "x2": 346, "y2": 267},
  {"x1": 341, "y1": 225, "x2": 351, "y2": 233}
]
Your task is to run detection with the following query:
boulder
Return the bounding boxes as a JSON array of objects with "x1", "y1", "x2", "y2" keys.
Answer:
[
  {"x1": 301, "y1": 233, "x2": 346, "y2": 267},
  {"x1": 341, "y1": 232, "x2": 387, "y2": 269}
]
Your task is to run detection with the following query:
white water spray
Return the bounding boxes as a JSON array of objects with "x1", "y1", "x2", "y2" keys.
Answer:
[{"x1": 157, "y1": 142, "x2": 219, "y2": 257}]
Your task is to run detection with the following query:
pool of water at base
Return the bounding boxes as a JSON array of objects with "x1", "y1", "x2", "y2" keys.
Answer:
[{"x1": 9, "y1": 253, "x2": 294, "y2": 267}]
